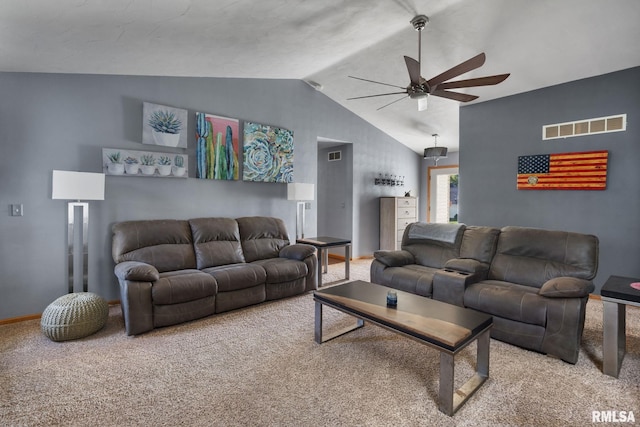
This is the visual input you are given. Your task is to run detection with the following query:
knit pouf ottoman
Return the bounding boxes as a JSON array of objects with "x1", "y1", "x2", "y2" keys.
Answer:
[{"x1": 41, "y1": 292, "x2": 109, "y2": 342}]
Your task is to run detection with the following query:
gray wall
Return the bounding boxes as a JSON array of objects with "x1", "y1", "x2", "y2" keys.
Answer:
[
  {"x1": 317, "y1": 143, "x2": 353, "y2": 246},
  {"x1": 459, "y1": 66, "x2": 640, "y2": 292},
  {"x1": 0, "y1": 72, "x2": 420, "y2": 319}
]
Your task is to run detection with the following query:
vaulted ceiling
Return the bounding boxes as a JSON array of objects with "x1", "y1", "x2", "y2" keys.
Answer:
[{"x1": 2, "y1": 0, "x2": 639, "y2": 154}]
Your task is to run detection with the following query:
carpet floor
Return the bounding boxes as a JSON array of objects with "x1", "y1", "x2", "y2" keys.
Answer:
[{"x1": 1, "y1": 259, "x2": 638, "y2": 426}]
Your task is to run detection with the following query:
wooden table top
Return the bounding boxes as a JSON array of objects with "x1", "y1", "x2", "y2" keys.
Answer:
[{"x1": 314, "y1": 280, "x2": 492, "y2": 351}]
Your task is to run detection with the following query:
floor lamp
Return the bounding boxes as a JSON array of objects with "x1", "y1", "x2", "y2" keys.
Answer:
[
  {"x1": 52, "y1": 170, "x2": 105, "y2": 293},
  {"x1": 287, "y1": 183, "x2": 314, "y2": 239}
]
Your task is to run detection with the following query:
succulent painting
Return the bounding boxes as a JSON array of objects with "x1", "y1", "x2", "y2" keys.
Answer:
[
  {"x1": 174, "y1": 155, "x2": 184, "y2": 168},
  {"x1": 124, "y1": 156, "x2": 139, "y2": 164},
  {"x1": 140, "y1": 154, "x2": 156, "y2": 166},
  {"x1": 107, "y1": 152, "x2": 122, "y2": 164},
  {"x1": 158, "y1": 156, "x2": 172, "y2": 166},
  {"x1": 148, "y1": 110, "x2": 182, "y2": 134}
]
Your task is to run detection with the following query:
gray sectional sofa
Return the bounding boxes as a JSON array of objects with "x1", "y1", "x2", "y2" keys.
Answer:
[
  {"x1": 371, "y1": 223, "x2": 598, "y2": 364},
  {"x1": 112, "y1": 216, "x2": 318, "y2": 335}
]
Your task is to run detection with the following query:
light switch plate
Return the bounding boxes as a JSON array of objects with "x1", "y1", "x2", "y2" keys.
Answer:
[{"x1": 10, "y1": 204, "x2": 23, "y2": 216}]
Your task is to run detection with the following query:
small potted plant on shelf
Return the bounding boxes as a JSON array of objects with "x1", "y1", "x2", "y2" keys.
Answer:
[
  {"x1": 107, "y1": 152, "x2": 124, "y2": 175},
  {"x1": 148, "y1": 110, "x2": 182, "y2": 147},
  {"x1": 140, "y1": 154, "x2": 156, "y2": 175},
  {"x1": 157, "y1": 156, "x2": 172, "y2": 176},
  {"x1": 124, "y1": 156, "x2": 139, "y2": 175},
  {"x1": 173, "y1": 154, "x2": 186, "y2": 177}
]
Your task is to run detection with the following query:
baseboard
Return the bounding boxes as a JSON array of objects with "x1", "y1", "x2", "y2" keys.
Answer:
[
  {"x1": 0, "y1": 300, "x2": 120, "y2": 325},
  {"x1": 327, "y1": 254, "x2": 374, "y2": 261}
]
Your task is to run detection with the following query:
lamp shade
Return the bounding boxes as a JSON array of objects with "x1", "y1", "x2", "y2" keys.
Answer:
[
  {"x1": 52, "y1": 170, "x2": 105, "y2": 200},
  {"x1": 424, "y1": 146, "x2": 448, "y2": 159},
  {"x1": 287, "y1": 183, "x2": 314, "y2": 201}
]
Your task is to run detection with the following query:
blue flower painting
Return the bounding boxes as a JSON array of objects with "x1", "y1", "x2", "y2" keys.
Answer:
[{"x1": 243, "y1": 122, "x2": 293, "y2": 183}]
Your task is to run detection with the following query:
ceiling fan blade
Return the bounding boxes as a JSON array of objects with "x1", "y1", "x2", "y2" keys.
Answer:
[
  {"x1": 404, "y1": 56, "x2": 421, "y2": 86},
  {"x1": 431, "y1": 90, "x2": 479, "y2": 102},
  {"x1": 377, "y1": 95, "x2": 410, "y2": 110},
  {"x1": 427, "y1": 52, "x2": 486, "y2": 88},
  {"x1": 438, "y1": 73, "x2": 510, "y2": 90},
  {"x1": 348, "y1": 76, "x2": 406, "y2": 90},
  {"x1": 347, "y1": 92, "x2": 407, "y2": 100}
]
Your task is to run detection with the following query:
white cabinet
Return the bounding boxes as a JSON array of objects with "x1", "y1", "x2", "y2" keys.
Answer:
[{"x1": 380, "y1": 197, "x2": 418, "y2": 250}]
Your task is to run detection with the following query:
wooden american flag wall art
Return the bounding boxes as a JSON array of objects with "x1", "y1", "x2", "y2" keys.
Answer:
[{"x1": 517, "y1": 150, "x2": 608, "y2": 190}]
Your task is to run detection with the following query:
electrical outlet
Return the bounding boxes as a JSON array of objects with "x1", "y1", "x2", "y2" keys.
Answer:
[
  {"x1": 305, "y1": 202, "x2": 311, "y2": 210},
  {"x1": 10, "y1": 204, "x2": 23, "y2": 216}
]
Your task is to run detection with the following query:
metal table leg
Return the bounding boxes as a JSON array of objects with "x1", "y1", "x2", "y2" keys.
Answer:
[
  {"x1": 438, "y1": 328, "x2": 490, "y2": 416},
  {"x1": 603, "y1": 300, "x2": 626, "y2": 377}
]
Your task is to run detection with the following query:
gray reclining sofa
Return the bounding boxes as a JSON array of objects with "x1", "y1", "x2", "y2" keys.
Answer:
[
  {"x1": 371, "y1": 223, "x2": 598, "y2": 364},
  {"x1": 112, "y1": 216, "x2": 317, "y2": 335}
]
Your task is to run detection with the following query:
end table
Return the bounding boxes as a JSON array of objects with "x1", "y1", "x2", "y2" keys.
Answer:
[
  {"x1": 296, "y1": 236, "x2": 351, "y2": 286},
  {"x1": 601, "y1": 275, "x2": 640, "y2": 377}
]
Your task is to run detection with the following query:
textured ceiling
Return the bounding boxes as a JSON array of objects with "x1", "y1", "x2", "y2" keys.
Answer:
[{"x1": 2, "y1": 0, "x2": 639, "y2": 153}]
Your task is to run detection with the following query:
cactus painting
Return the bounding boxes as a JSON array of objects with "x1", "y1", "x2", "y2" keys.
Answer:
[
  {"x1": 195, "y1": 112, "x2": 239, "y2": 180},
  {"x1": 243, "y1": 122, "x2": 293, "y2": 183},
  {"x1": 142, "y1": 102, "x2": 188, "y2": 148},
  {"x1": 102, "y1": 148, "x2": 187, "y2": 178}
]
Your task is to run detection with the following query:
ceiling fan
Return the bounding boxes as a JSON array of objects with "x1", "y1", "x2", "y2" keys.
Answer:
[{"x1": 347, "y1": 15, "x2": 510, "y2": 111}]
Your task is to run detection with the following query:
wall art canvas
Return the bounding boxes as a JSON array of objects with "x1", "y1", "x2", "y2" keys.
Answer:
[
  {"x1": 102, "y1": 148, "x2": 188, "y2": 178},
  {"x1": 517, "y1": 150, "x2": 608, "y2": 190},
  {"x1": 195, "y1": 112, "x2": 240, "y2": 180},
  {"x1": 142, "y1": 102, "x2": 188, "y2": 149},
  {"x1": 243, "y1": 122, "x2": 293, "y2": 183}
]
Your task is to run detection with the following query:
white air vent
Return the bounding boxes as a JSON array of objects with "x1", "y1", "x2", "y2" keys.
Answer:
[
  {"x1": 328, "y1": 151, "x2": 342, "y2": 161},
  {"x1": 543, "y1": 114, "x2": 626, "y2": 140}
]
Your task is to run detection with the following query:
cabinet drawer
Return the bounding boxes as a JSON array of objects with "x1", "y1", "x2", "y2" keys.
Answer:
[
  {"x1": 397, "y1": 198, "x2": 416, "y2": 208},
  {"x1": 397, "y1": 218, "x2": 414, "y2": 230},
  {"x1": 397, "y1": 229, "x2": 406, "y2": 242},
  {"x1": 397, "y1": 206, "x2": 416, "y2": 219}
]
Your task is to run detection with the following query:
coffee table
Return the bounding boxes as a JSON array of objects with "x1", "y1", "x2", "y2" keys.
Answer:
[
  {"x1": 601, "y1": 275, "x2": 640, "y2": 377},
  {"x1": 313, "y1": 280, "x2": 493, "y2": 416},
  {"x1": 296, "y1": 236, "x2": 351, "y2": 286}
]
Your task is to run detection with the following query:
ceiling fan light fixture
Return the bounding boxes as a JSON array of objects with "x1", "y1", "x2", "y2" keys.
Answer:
[{"x1": 417, "y1": 96, "x2": 428, "y2": 111}]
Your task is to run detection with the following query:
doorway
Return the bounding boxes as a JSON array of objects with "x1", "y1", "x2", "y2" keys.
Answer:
[
  {"x1": 428, "y1": 165, "x2": 459, "y2": 223},
  {"x1": 317, "y1": 139, "x2": 353, "y2": 245}
]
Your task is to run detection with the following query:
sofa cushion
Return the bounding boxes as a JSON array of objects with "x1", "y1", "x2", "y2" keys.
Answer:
[
  {"x1": 488, "y1": 226, "x2": 598, "y2": 288},
  {"x1": 152, "y1": 270, "x2": 217, "y2": 305},
  {"x1": 252, "y1": 258, "x2": 308, "y2": 284},
  {"x1": 189, "y1": 217, "x2": 246, "y2": 269},
  {"x1": 406, "y1": 222, "x2": 464, "y2": 244},
  {"x1": 202, "y1": 263, "x2": 267, "y2": 292},
  {"x1": 402, "y1": 223, "x2": 464, "y2": 269},
  {"x1": 459, "y1": 226, "x2": 500, "y2": 264},
  {"x1": 237, "y1": 217, "x2": 290, "y2": 262},
  {"x1": 112, "y1": 220, "x2": 196, "y2": 272},
  {"x1": 464, "y1": 280, "x2": 547, "y2": 327},
  {"x1": 539, "y1": 277, "x2": 594, "y2": 298},
  {"x1": 375, "y1": 264, "x2": 439, "y2": 297}
]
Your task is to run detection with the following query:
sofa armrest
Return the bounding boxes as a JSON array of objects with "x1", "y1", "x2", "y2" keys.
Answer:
[
  {"x1": 539, "y1": 277, "x2": 595, "y2": 298},
  {"x1": 443, "y1": 258, "x2": 490, "y2": 277},
  {"x1": 373, "y1": 250, "x2": 415, "y2": 267},
  {"x1": 280, "y1": 243, "x2": 317, "y2": 261},
  {"x1": 114, "y1": 261, "x2": 159, "y2": 282}
]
